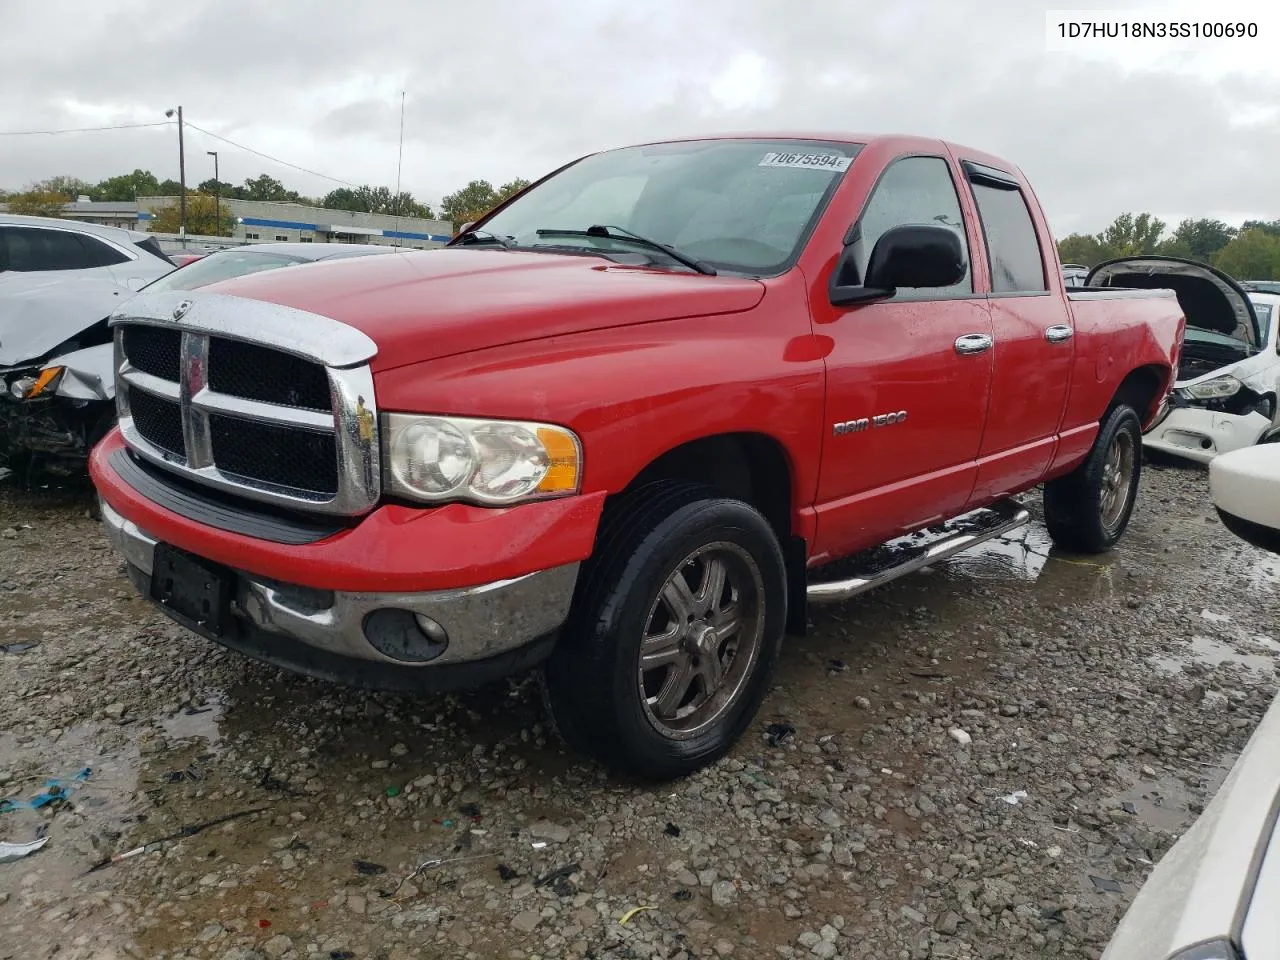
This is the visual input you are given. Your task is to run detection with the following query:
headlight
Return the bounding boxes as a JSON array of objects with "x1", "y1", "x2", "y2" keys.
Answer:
[
  {"x1": 1181, "y1": 375, "x2": 1243, "y2": 401},
  {"x1": 8, "y1": 377, "x2": 37, "y2": 400},
  {"x1": 24, "y1": 366, "x2": 65, "y2": 400},
  {"x1": 382, "y1": 413, "x2": 582, "y2": 505}
]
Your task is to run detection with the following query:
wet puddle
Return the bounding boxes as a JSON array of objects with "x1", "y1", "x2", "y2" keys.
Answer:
[
  {"x1": 1151, "y1": 634, "x2": 1278, "y2": 675},
  {"x1": 0, "y1": 721, "x2": 144, "y2": 889},
  {"x1": 1114, "y1": 762, "x2": 1232, "y2": 834},
  {"x1": 160, "y1": 695, "x2": 226, "y2": 746},
  {"x1": 934, "y1": 523, "x2": 1056, "y2": 581}
]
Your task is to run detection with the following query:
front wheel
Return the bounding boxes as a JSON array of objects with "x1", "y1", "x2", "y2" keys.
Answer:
[
  {"x1": 542, "y1": 482, "x2": 788, "y2": 780},
  {"x1": 1044, "y1": 404, "x2": 1143, "y2": 553}
]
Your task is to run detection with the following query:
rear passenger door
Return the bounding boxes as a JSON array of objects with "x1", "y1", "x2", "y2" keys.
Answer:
[{"x1": 962, "y1": 161, "x2": 1074, "y2": 502}]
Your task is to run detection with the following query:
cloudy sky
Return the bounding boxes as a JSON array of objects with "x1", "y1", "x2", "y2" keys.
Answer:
[{"x1": 1, "y1": 0, "x2": 1276, "y2": 237}]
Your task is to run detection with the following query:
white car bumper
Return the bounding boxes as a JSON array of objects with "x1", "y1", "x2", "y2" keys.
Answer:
[{"x1": 1142, "y1": 406, "x2": 1271, "y2": 464}]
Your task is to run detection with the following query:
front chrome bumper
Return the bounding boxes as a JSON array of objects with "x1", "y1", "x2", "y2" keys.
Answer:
[{"x1": 100, "y1": 499, "x2": 579, "y2": 670}]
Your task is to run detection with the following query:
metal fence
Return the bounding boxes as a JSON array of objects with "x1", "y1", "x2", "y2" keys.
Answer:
[{"x1": 148, "y1": 232, "x2": 253, "y2": 254}]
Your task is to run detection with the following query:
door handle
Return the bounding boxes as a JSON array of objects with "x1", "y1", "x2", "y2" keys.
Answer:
[
  {"x1": 954, "y1": 334, "x2": 993, "y2": 355},
  {"x1": 1045, "y1": 324, "x2": 1073, "y2": 343}
]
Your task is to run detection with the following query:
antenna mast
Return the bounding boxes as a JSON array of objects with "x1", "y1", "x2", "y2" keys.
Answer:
[{"x1": 393, "y1": 90, "x2": 406, "y2": 248}]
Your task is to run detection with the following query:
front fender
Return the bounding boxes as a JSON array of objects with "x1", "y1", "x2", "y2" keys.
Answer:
[
  {"x1": 47, "y1": 343, "x2": 115, "y2": 401},
  {"x1": 371, "y1": 302, "x2": 825, "y2": 503}
]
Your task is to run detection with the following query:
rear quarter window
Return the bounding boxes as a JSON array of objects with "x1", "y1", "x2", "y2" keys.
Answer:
[{"x1": 968, "y1": 179, "x2": 1048, "y2": 293}]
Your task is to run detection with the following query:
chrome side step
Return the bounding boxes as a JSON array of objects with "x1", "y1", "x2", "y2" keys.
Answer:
[{"x1": 806, "y1": 499, "x2": 1031, "y2": 604}]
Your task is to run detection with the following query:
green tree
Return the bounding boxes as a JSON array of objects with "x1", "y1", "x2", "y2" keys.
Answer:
[
  {"x1": 1215, "y1": 229, "x2": 1280, "y2": 280},
  {"x1": 149, "y1": 193, "x2": 236, "y2": 236},
  {"x1": 96, "y1": 169, "x2": 162, "y2": 201},
  {"x1": 497, "y1": 178, "x2": 531, "y2": 202},
  {"x1": 322, "y1": 187, "x2": 364, "y2": 211},
  {"x1": 1166, "y1": 218, "x2": 1236, "y2": 262},
  {"x1": 1097, "y1": 212, "x2": 1166, "y2": 257},
  {"x1": 1057, "y1": 233, "x2": 1108, "y2": 267},
  {"x1": 1157, "y1": 236, "x2": 1195, "y2": 259},
  {"x1": 157, "y1": 178, "x2": 183, "y2": 195},
  {"x1": 324, "y1": 184, "x2": 433, "y2": 218},
  {"x1": 1241, "y1": 219, "x2": 1280, "y2": 239},
  {"x1": 33, "y1": 175, "x2": 95, "y2": 200},
  {"x1": 6, "y1": 189, "x2": 70, "y2": 217},
  {"x1": 441, "y1": 179, "x2": 499, "y2": 230},
  {"x1": 241, "y1": 174, "x2": 299, "y2": 202},
  {"x1": 196, "y1": 178, "x2": 237, "y2": 197}
]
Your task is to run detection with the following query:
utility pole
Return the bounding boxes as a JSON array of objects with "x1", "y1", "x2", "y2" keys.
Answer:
[
  {"x1": 165, "y1": 106, "x2": 187, "y2": 237},
  {"x1": 207, "y1": 151, "x2": 219, "y2": 236}
]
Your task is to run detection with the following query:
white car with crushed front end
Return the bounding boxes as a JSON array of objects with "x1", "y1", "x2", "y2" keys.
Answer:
[{"x1": 1119, "y1": 260, "x2": 1279, "y2": 464}]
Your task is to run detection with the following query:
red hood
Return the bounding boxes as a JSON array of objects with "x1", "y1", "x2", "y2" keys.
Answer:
[{"x1": 207, "y1": 248, "x2": 766, "y2": 372}]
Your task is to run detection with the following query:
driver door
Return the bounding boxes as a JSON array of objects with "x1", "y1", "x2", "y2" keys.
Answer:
[{"x1": 810, "y1": 155, "x2": 994, "y2": 559}]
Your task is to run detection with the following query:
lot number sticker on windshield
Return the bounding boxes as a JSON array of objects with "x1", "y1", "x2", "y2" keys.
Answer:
[{"x1": 759, "y1": 152, "x2": 852, "y2": 172}]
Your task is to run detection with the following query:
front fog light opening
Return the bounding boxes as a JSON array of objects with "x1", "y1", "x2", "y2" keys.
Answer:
[{"x1": 362, "y1": 609, "x2": 449, "y2": 663}]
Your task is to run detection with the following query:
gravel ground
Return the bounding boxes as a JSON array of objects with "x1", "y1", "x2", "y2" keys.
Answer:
[{"x1": 1, "y1": 464, "x2": 1277, "y2": 960}]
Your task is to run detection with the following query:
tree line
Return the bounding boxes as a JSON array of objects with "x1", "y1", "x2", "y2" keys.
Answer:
[
  {"x1": 0, "y1": 170, "x2": 533, "y2": 234},
  {"x1": 1057, "y1": 214, "x2": 1280, "y2": 280},
  {"x1": 7, "y1": 171, "x2": 1277, "y2": 278}
]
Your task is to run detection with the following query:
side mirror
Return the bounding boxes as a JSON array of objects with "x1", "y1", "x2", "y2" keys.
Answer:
[
  {"x1": 457, "y1": 221, "x2": 475, "y2": 236},
  {"x1": 829, "y1": 224, "x2": 967, "y2": 306}
]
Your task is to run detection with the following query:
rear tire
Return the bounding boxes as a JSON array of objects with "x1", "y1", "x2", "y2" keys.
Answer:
[
  {"x1": 542, "y1": 481, "x2": 787, "y2": 780},
  {"x1": 1044, "y1": 404, "x2": 1143, "y2": 553}
]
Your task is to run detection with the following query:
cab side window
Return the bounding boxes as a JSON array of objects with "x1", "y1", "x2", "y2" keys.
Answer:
[
  {"x1": 849, "y1": 156, "x2": 972, "y2": 296},
  {"x1": 966, "y1": 171, "x2": 1048, "y2": 293}
]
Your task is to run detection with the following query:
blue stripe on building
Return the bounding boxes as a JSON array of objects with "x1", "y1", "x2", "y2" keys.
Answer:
[
  {"x1": 240, "y1": 216, "x2": 320, "y2": 231},
  {"x1": 384, "y1": 228, "x2": 453, "y2": 243}
]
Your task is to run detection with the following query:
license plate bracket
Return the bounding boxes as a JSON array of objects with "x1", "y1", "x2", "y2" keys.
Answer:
[{"x1": 150, "y1": 544, "x2": 232, "y2": 637}]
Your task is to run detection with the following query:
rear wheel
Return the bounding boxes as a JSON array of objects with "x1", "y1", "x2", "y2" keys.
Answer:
[
  {"x1": 542, "y1": 482, "x2": 787, "y2": 780},
  {"x1": 1044, "y1": 404, "x2": 1143, "y2": 553}
]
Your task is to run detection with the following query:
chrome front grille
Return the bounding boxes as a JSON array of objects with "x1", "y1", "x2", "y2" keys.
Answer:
[{"x1": 110, "y1": 290, "x2": 380, "y2": 516}]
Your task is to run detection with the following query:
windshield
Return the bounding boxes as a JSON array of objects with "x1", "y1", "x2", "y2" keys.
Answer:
[
  {"x1": 143, "y1": 249, "x2": 305, "y2": 292},
  {"x1": 478, "y1": 138, "x2": 863, "y2": 276}
]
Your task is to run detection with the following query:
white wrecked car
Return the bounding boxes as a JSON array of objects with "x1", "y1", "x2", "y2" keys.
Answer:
[
  {"x1": 1090, "y1": 257, "x2": 1279, "y2": 464},
  {"x1": 0, "y1": 242, "x2": 397, "y2": 477}
]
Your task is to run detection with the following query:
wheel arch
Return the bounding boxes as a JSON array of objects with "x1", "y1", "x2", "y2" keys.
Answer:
[
  {"x1": 1110, "y1": 363, "x2": 1171, "y2": 428},
  {"x1": 615, "y1": 431, "x2": 808, "y2": 635}
]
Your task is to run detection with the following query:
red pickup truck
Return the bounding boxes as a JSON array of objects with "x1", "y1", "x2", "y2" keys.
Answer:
[{"x1": 89, "y1": 133, "x2": 1185, "y2": 779}]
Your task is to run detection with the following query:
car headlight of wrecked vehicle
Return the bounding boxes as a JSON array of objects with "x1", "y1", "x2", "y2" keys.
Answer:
[
  {"x1": 11, "y1": 366, "x2": 66, "y2": 401},
  {"x1": 382, "y1": 413, "x2": 582, "y2": 505},
  {"x1": 1179, "y1": 374, "x2": 1244, "y2": 401}
]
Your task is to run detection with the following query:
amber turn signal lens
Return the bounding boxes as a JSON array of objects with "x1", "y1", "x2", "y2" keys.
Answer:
[
  {"x1": 536, "y1": 426, "x2": 581, "y2": 493},
  {"x1": 25, "y1": 366, "x2": 64, "y2": 399}
]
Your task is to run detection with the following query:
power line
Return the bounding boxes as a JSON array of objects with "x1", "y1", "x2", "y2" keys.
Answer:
[
  {"x1": 0, "y1": 120, "x2": 173, "y2": 137},
  {"x1": 184, "y1": 121, "x2": 358, "y2": 187}
]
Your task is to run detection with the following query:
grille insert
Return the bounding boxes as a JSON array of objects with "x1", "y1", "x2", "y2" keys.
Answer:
[
  {"x1": 122, "y1": 326, "x2": 181, "y2": 381},
  {"x1": 208, "y1": 339, "x2": 332, "y2": 411},
  {"x1": 127, "y1": 387, "x2": 184, "y2": 458},
  {"x1": 208, "y1": 415, "x2": 338, "y2": 496}
]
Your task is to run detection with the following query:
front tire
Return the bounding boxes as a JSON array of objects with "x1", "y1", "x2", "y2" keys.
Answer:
[
  {"x1": 542, "y1": 482, "x2": 788, "y2": 780},
  {"x1": 1044, "y1": 404, "x2": 1143, "y2": 553}
]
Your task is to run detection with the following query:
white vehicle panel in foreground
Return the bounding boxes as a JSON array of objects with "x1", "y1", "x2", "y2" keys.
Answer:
[{"x1": 1101, "y1": 690, "x2": 1280, "y2": 959}]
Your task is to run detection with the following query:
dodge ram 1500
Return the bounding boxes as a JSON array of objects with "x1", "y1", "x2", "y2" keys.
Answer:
[{"x1": 89, "y1": 133, "x2": 1186, "y2": 778}]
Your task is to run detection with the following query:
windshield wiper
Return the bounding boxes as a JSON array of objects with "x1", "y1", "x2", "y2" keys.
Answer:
[
  {"x1": 534, "y1": 225, "x2": 717, "y2": 275},
  {"x1": 449, "y1": 228, "x2": 515, "y2": 249}
]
